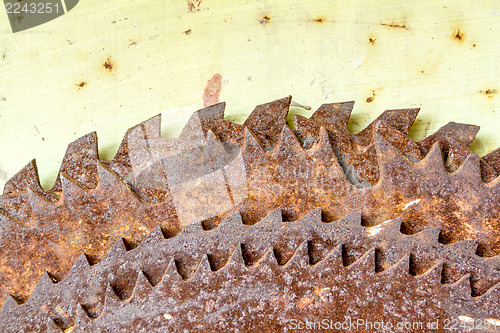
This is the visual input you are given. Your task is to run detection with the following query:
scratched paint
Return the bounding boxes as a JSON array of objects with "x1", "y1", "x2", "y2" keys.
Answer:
[{"x1": 203, "y1": 74, "x2": 222, "y2": 107}]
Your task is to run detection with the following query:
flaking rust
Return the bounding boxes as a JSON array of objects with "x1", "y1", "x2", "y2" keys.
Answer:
[{"x1": 0, "y1": 97, "x2": 499, "y2": 332}]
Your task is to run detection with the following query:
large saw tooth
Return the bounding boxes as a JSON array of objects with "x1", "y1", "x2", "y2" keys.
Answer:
[
  {"x1": 2, "y1": 159, "x2": 42, "y2": 195},
  {"x1": 243, "y1": 96, "x2": 291, "y2": 150},
  {"x1": 179, "y1": 102, "x2": 226, "y2": 144},
  {"x1": 418, "y1": 121, "x2": 480, "y2": 152},
  {"x1": 309, "y1": 101, "x2": 355, "y2": 128},
  {"x1": 51, "y1": 132, "x2": 99, "y2": 192},
  {"x1": 356, "y1": 108, "x2": 420, "y2": 145}
]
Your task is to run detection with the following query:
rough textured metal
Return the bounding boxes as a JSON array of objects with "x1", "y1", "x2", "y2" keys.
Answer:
[
  {"x1": 0, "y1": 97, "x2": 500, "y2": 331},
  {"x1": 1, "y1": 210, "x2": 499, "y2": 332}
]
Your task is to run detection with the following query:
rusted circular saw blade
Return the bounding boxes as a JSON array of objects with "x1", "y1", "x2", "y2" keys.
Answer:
[
  {"x1": 1, "y1": 210, "x2": 499, "y2": 332},
  {"x1": 0, "y1": 97, "x2": 500, "y2": 331}
]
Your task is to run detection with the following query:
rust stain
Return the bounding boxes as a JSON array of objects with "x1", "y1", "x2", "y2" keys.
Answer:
[
  {"x1": 453, "y1": 29, "x2": 464, "y2": 42},
  {"x1": 203, "y1": 74, "x2": 222, "y2": 107},
  {"x1": 312, "y1": 17, "x2": 325, "y2": 23},
  {"x1": 187, "y1": 0, "x2": 201, "y2": 12},
  {"x1": 103, "y1": 58, "x2": 114, "y2": 71},
  {"x1": 183, "y1": 28, "x2": 192, "y2": 35},
  {"x1": 128, "y1": 40, "x2": 137, "y2": 47},
  {"x1": 369, "y1": 37, "x2": 376, "y2": 45},
  {"x1": 380, "y1": 22, "x2": 410, "y2": 31},
  {"x1": 75, "y1": 82, "x2": 87, "y2": 89},
  {"x1": 480, "y1": 89, "x2": 498, "y2": 99},
  {"x1": 260, "y1": 15, "x2": 271, "y2": 24},
  {"x1": 366, "y1": 90, "x2": 376, "y2": 103}
]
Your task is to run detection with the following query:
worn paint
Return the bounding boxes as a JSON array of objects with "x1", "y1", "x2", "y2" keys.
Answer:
[{"x1": 203, "y1": 74, "x2": 222, "y2": 107}]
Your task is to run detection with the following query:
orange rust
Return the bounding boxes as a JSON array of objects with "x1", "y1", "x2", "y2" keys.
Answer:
[
  {"x1": 260, "y1": 15, "x2": 271, "y2": 24},
  {"x1": 103, "y1": 58, "x2": 114, "y2": 71},
  {"x1": 453, "y1": 29, "x2": 464, "y2": 42}
]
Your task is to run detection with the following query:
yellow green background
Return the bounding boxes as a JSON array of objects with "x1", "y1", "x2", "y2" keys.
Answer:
[{"x1": 0, "y1": 0, "x2": 499, "y2": 190}]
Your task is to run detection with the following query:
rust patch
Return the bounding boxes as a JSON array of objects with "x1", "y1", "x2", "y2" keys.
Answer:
[
  {"x1": 183, "y1": 28, "x2": 192, "y2": 35},
  {"x1": 103, "y1": 58, "x2": 114, "y2": 71},
  {"x1": 380, "y1": 22, "x2": 410, "y2": 31},
  {"x1": 453, "y1": 29, "x2": 464, "y2": 42},
  {"x1": 260, "y1": 15, "x2": 271, "y2": 24},
  {"x1": 187, "y1": 0, "x2": 201, "y2": 12},
  {"x1": 368, "y1": 37, "x2": 376, "y2": 45},
  {"x1": 312, "y1": 17, "x2": 324, "y2": 23},
  {"x1": 366, "y1": 90, "x2": 376, "y2": 103},
  {"x1": 75, "y1": 82, "x2": 87, "y2": 89},
  {"x1": 480, "y1": 89, "x2": 498, "y2": 99},
  {"x1": 203, "y1": 74, "x2": 223, "y2": 107}
]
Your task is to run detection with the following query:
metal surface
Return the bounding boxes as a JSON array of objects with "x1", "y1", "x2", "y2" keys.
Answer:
[{"x1": 0, "y1": 97, "x2": 500, "y2": 331}]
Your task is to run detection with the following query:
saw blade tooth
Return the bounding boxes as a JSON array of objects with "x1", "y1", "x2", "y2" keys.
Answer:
[
  {"x1": 66, "y1": 254, "x2": 92, "y2": 279},
  {"x1": 420, "y1": 122, "x2": 480, "y2": 149},
  {"x1": 444, "y1": 240, "x2": 479, "y2": 257},
  {"x1": 252, "y1": 248, "x2": 279, "y2": 269},
  {"x1": 294, "y1": 114, "x2": 317, "y2": 149},
  {"x1": 272, "y1": 125, "x2": 304, "y2": 158},
  {"x1": 104, "y1": 238, "x2": 129, "y2": 259},
  {"x1": 60, "y1": 172, "x2": 89, "y2": 199},
  {"x1": 131, "y1": 271, "x2": 154, "y2": 301},
  {"x1": 243, "y1": 96, "x2": 291, "y2": 149},
  {"x1": 177, "y1": 219, "x2": 203, "y2": 238},
  {"x1": 447, "y1": 274, "x2": 473, "y2": 299},
  {"x1": 450, "y1": 153, "x2": 483, "y2": 185},
  {"x1": 282, "y1": 241, "x2": 309, "y2": 270},
  {"x1": 95, "y1": 162, "x2": 139, "y2": 201},
  {"x1": 414, "y1": 227, "x2": 442, "y2": 243},
  {"x1": 211, "y1": 119, "x2": 245, "y2": 145},
  {"x1": 307, "y1": 127, "x2": 345, "y2": 176},
  {"x1": 46, "y1": 317, "x2": 64, "y2": 333},
  {"x1": 74, "y1": 303, "x2": 93, "y2": 329},
  {"x1": 372, "y1": 108, "x2": 420, "y2": 135},
  {"x1": 189, "y1": 254, "x2": 213, "y2": 283},
  {"x1": 0, "y1": 193, "x2": 32, "y2": 225},
  {"x1": 0, "y1": 295, "x2": 20, "y2": 316},
  {"x1": 374, "y1": 132, "x2": 413, "y2": 177},
  {"x1": 334, "y1": 210, "x2": 364, "y2": 232},
  {"x1": 483, "y1": 147, "x2": 500, "y2": 174},
  {"x1": 374, "y1": 121, "x2": 423, "y2": 161},
  {"x1": 301, "y1": 207, "x2": 323, "y2": 226},
  {"x1": 160, "y1": 257, "x2": 183, "y2": 284},
  {"x1": 310, "y1": 101, "x2": 355, "y2": 128},
  {"x1": 416, "y1": 259, "x2": 444, "y2": 284},
  {"x1": 369, "y1": 217, "x2": 403, "y2": 236},
  {"x1": 32, "y1": 271, "x2": 57, "y2": 298},
  {"x1": 346, "y1": 247, "x2": 376, "y2": 274},
  {"x1": 112, "y1": 114, "x2": 162, "y2": 169},
  {"x1": 213, "y1": 211, "x2": 245, "y2": 235},
  {"x1": 103, "y1": 283, "x2": 122, "y2": 310},
  {"x1": 223, "y1": 244, "x2": 247, "y2": 269},
  {"x1": 253, "y1": 208, "x2": 283, "y2": 230},
  {"x1": 312, "y1": 244, "x2": 343, "y2": 272},
  {"x1": 417, "y1": 141, "x2": 447, "y2": 174},
  {"x1": 179, "y1": 103, "x2": 226, "y2": 144},
  {"x1": 381, "y1": 252, "x2": 412, "y2": 277},
  {"x1": 51, "y1": 132, "x2": 99, "y2": 192},
  {"x1": 2, "y1": 159, "x2": 41, "y2": 195},
  {"x1": 0, "y1": 209, "x2": 22, "y2": 233},
  {"x1": 242, "y1": 127, "x2": 268, "y2": 158}
]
